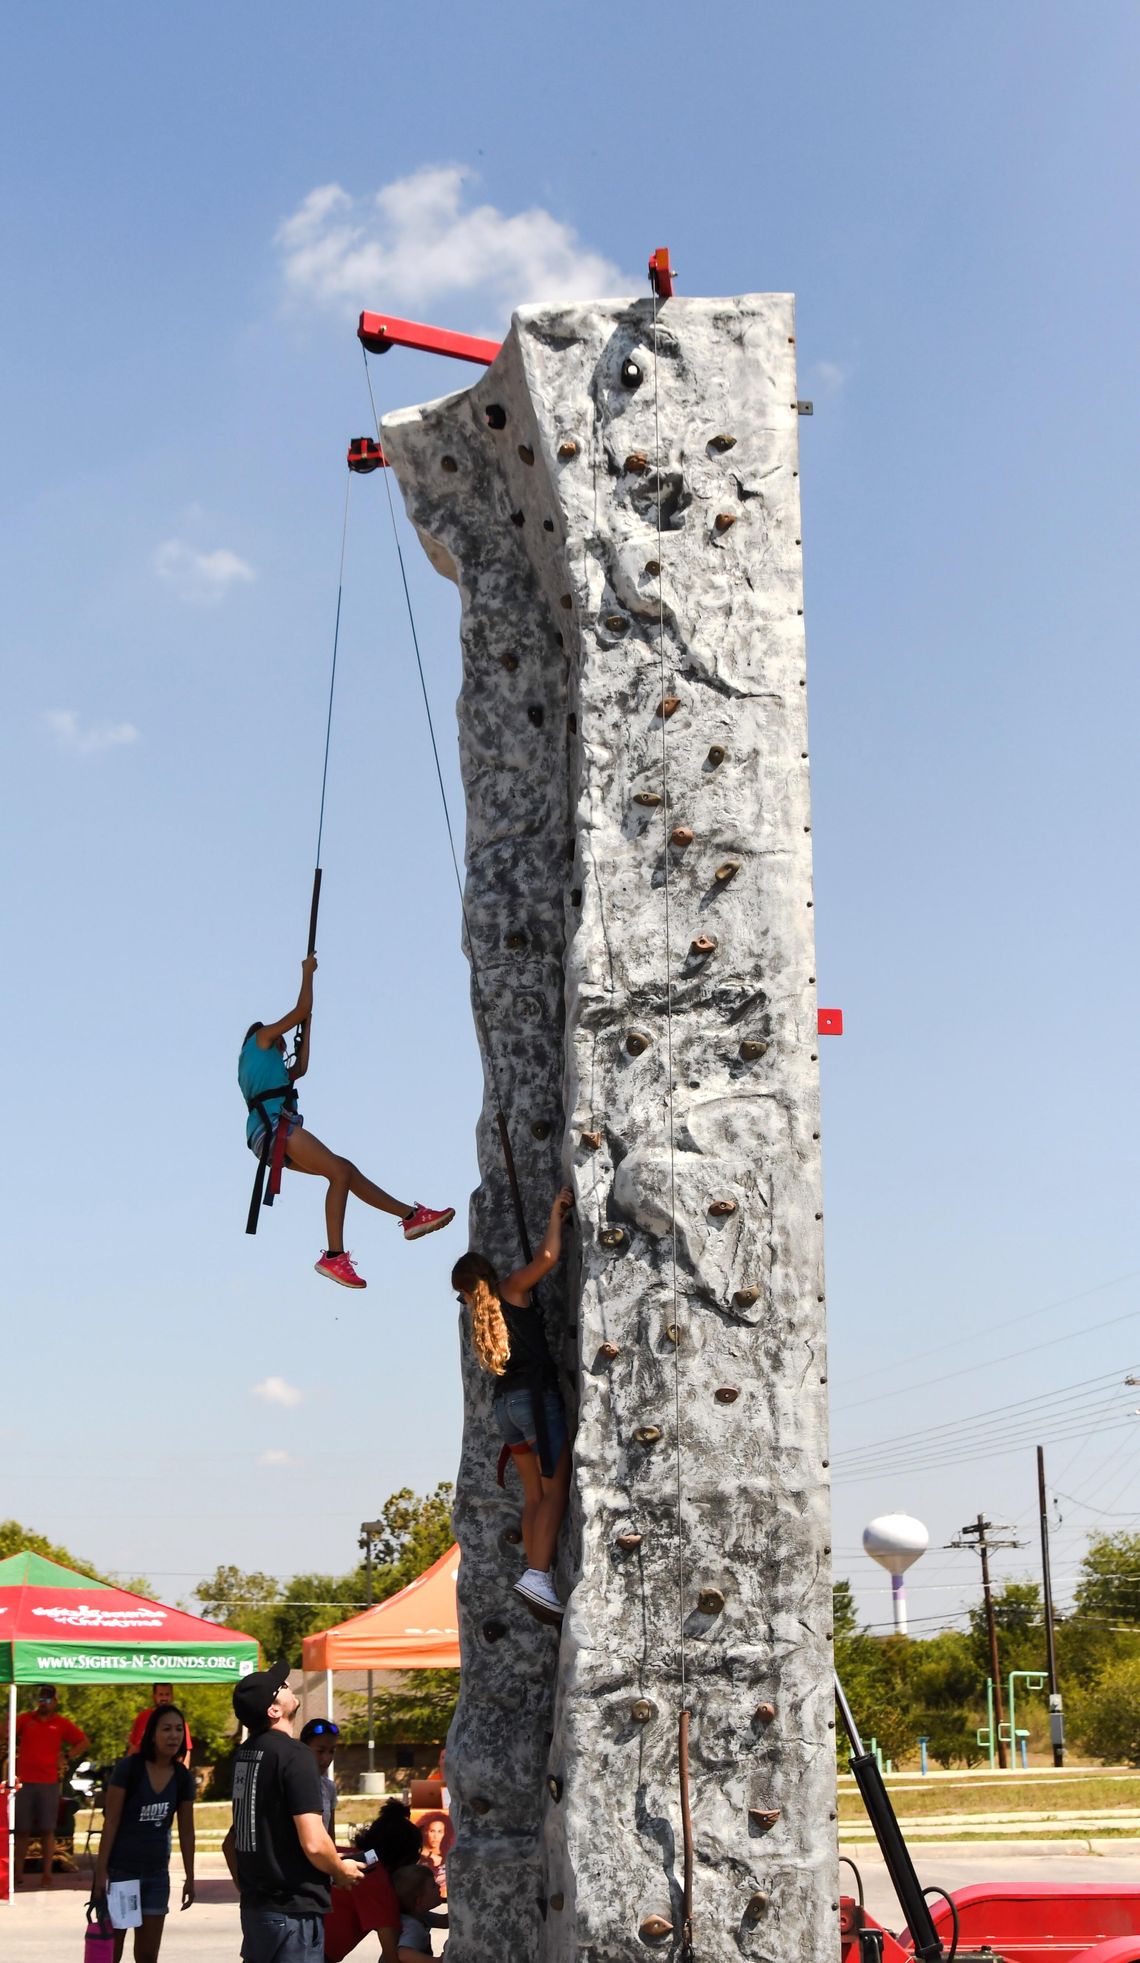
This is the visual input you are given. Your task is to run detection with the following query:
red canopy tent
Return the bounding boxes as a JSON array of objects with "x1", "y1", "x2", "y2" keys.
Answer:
[{"x1": 1, "y1": 1551, "x2": 258, "y2": 1903}]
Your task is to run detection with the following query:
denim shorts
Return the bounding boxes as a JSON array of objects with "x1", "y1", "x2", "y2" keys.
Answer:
[
  {"x1": 108, "y1": 1870, "x2": 170, "y2": 1917},
  {"x1": 240, "y1": 1904, "x2": 324, "y2": 1961},
  {"x1": 494, "y1": 1386, "x2": 567, "y2": 1467},
  {"x1": 248, "y1": 1111, "x2": 303, "y2": 1157}
]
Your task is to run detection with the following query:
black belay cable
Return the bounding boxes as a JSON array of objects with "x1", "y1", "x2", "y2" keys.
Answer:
[
  {"x1": 246, "y1": 471, "x2": 352, "y2": 1236},
  {"x1": 648, "y1": 276, "x2": 694, "y2": 1960},
  {"x1": 360, "y1": 348, "x2": 534, "y2": 1267}
]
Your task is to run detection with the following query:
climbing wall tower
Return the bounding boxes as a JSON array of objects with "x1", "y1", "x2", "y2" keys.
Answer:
[{"x1": 382, "y1": 292, "x2": 835, "y2": 1962}]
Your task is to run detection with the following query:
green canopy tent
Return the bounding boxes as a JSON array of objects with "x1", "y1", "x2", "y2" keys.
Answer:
[{"x1": 1, "y1": 1550, "x2": 259, "y2": 1902}]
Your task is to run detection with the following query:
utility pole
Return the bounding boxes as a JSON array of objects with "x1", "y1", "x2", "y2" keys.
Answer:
[
  {"x1": 1037, "y1": 1446, "x2": 1065, "y2": 1767},
  {"x1": 948, "y1": 1514, "x2": 1024, "y2": 1770},
  {"x1": 359, "y1": 1519, "x2": 385, "y2": 1774}
]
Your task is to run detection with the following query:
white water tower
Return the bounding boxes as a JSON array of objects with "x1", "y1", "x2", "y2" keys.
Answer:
[{"x1": 863, "y1": 1514, "x2": 929, "y2": 1636}]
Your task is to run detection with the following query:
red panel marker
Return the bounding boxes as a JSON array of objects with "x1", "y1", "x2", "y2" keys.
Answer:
[
  {"x1": 648, "y1": 248, "x2": 675, "y2": 299},
  {"x1": 358, "y1": 311, "x2": 501, "y2": 367},
  {"x1": 347, "y1": 436, "x2": 387, "y2": 473},
  {"x1": 817, "y1": 1009, "x2": 844, "y2": 1036}
]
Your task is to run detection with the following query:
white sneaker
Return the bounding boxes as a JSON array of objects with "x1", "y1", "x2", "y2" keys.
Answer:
[{"x1": 513, "y1": 1568, "x2": 564, "y2": 1622}]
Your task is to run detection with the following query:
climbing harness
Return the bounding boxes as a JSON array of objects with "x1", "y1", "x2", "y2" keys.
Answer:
[{"x1": 244, "y1": 468, "x2": 352, "y2": 1235}]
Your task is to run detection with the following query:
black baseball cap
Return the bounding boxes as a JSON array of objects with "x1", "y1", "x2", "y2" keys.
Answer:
[{"x1": 232, "y1": 1660, "x2": 292, "y2": 1730}]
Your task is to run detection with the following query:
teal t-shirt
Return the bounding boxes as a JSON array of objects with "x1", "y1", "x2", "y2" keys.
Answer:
[{"x1": 238, "y1": 1035, "x2": 294, "y2": 1144}]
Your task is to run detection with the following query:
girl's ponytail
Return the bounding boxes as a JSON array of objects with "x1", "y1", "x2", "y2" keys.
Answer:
[{"x1": 452, "y1": 1252, "x2": 511, "y2": 1377}]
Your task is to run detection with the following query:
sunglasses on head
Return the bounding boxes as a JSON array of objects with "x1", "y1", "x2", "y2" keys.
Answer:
[{"x1": 307, "y1": 1720, "x2": 339, "y2": 1737}]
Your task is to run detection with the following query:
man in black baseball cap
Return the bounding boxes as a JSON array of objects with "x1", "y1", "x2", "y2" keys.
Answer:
[{"x1": 222, "y1": 1662, "x2": 363, "y2": 1960}]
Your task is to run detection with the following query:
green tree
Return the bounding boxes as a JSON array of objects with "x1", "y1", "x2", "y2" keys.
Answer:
[
  {"x1": 193, "y1": 1484, "x2": 455, "y2": 1666},
  {"x1": 1074, "y1": 1656, "x2": 1140, "y2": 1766},
  {"x1": 1074, "y1": 1533, "x2": 1140, "y2": 1627},
  {"x1": 968, "y1": 1579, "x2": 1044, "y2": 1681}
]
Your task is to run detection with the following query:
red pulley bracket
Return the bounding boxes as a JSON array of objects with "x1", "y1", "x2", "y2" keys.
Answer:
[
  {"x1": 817, "y1": 1009, "x2": 844, "y2": 1036},
  {"x1": 648, "y1": 247, "x2": 675, "y2": 299},
  {"x1": 347, "y1": 436, "x2": 387, "y2": 473},
  {"x1": 358, "y1": 311, "x2": 501, "y2": 367}
]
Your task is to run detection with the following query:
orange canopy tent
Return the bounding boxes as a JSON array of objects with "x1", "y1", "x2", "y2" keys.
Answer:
[{"x1": 302, "y1": 1544, "x2": 460, "y2": 1672}]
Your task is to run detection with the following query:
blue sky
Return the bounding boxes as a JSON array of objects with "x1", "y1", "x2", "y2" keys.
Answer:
[{"x1": 3, "y1": 2, "x2": 1138, "y2": 1640}]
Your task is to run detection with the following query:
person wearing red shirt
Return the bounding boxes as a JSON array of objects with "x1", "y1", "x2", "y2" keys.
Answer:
[
  {"x1": 127, "y1": 1684, "x2": 192, "y2": 1760},
  {"x1": 12, "y1": 1684, "x2": 88, "y2": 1887},
  {"x1": 323, "y1": 1801, "x2": 422, "y2": 1962}
]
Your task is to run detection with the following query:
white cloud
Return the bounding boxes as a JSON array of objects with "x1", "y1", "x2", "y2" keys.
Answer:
[
  {"x1": 813, "y1": 359, "x2": 850, "y2": 397},
  {"x1": 257, "y1": 1449, "x2": 300, "y2": 1468},
  {"x1": 252, "y1": 1375, "x2": 303, "y2": 1408},
  {"x1": 46, "y1": 710, "x2": 140, "y2": 757},
  {"x1": 275, "y1": 166, "x2": 631, "y2": 326},
  {"x1": 154, "y1": 540, "x2": 255, "y2": 606}
]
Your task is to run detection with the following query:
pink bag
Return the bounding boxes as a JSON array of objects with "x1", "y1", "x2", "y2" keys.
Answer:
[{"x1": 84, "y1": 1901, "x2": 115, "y2": 1961}]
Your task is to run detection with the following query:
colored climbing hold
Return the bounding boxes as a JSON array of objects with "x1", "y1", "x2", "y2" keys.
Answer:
[
  {"x1": 624, "y1": 451, "x2": 649, "y2": 474},
  {"x1": 634, "y1": 791, "x2": 662, "y2": 808},
  {"x1": 656, "y1": 697, "x2": 681, "y2": 719},
  {"x1": 745, "y1": 1894, "x2": 770, "y2": 1920},
  {"x1": 557, "y1": 439, "x2": 579, "y2": 460},
  {"x1": 714, "y1": 512, "x2": 737, "y2": 533},
  {"x1": 579, "y1": 1130, "x2": 602, "y2": 1150},
  {"x1": 714, "y1": 861, "x2": 741, "y2": 883},
  {"x1": 733, "y1": 1286, "x2": 761, "y2": 1307},
  {"x1": 710, "y1": 433, "x2": 737, "y2": 452},
  {"x1": 547, "y1": 1776, "x2": 563, "y2": 1802},
  {"x1": 749, "y1": 1809, "x2": 780, "y2": 1834},
  {"x1": 639, "y1": 1916, "x2": 674, "y2": 1944},
  {"x1": 740, "y1": 1039, "x2": 767, "y2": 1060},
  {"x1": 598, "y1": 1341, "x2": 620, "y2": 1361},
  {"x1": 600, "y1": 1226, "x2": 627, "y2": 1248},
  {"x1": 604, "y1": 613, "x2": 629, "y2": 633},
  {"x1": 615, "y1": 1531, "x2": 643, "y2": 1551},
  {"x1": 630, "y1": 1700, "x2": 656, "y2": 1724},
  {"x1": 708, "y1": 1198, "x2": 738, "y2": 1216},
  {"x1": 625, "y1": 1030, "x2": 651, "y2": 1055},
  {"x1": 715, "y1": 1387, "x2": 740, "y2": 1404},
  {"x1": 620, "y1": 357, "x2": 643, "y2": 389},
  {"x1": 753, "y1": 1703, "x2": 776, "y2": 1726},
  {"x1": 697, "y1": 1587, "x2": 726, "y2": 1614},
  {"x1": 633, "y1": 1425, "x2": 662, "y2": 1446},
  {"x1": 549, "y1": 1894, "x2": 565, "y2": 1911},
  {"x1": 518, "y1": 444, "x2": 535, "y2": 465},
  {"x1": 644, "y1": 557, "x2": 661, "y2": 576},
  {"x1": 706, "y1": 745, "x2": 726, "y2": 766},
  {"x1": 690, "y1": 935, "x2": 717, "y2": 957},
  {"x1": 670, "y1": 826, "x2": 694, "y2": 847},
  {"x1": 440, "y1": 454, "x2": 459, "y2": 472}
]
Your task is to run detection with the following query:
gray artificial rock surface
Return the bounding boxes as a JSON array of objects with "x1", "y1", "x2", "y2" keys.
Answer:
[{"x1": 382, "y1": 293, "x2": 835, "y2": 1962}]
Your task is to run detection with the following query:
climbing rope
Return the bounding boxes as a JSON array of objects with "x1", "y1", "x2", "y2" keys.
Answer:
[
  {"x1": 298, "y1": 467, "x2": 351, "y2": 1036},
  {"x1": 360, "y1": 348, "x2": 535, "y2": 1265},
  {"x1": 649, "y1": 277, "x2": 694, "y2": 1962}
]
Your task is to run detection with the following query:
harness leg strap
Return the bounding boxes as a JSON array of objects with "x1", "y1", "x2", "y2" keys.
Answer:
[{"x1": 245, "y1": 1130, "x2": 273, "y2": 1236}]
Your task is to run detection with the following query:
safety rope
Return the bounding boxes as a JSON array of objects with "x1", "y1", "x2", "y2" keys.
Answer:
[
  {"x1": 649, "y1": 282, "x2": 694, "y2": 1963},
  {"x1": 294, "y1": 467, "x2": 353, "y2": 1059},
  {"x1": 361, "y1": 349, "x2": 534, "y2": 1265}
]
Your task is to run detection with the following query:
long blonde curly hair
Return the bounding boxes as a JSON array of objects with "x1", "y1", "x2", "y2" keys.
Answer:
[{"x1": 451, "y1": 1251, "x2": 511, "y2": 1377}]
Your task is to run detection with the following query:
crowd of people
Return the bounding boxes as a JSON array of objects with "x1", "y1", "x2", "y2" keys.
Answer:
[{"x1": 6, "y1": 1673, "x2": 450, "y2": 1961}]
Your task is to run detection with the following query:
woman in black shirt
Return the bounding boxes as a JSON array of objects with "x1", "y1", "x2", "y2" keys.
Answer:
[
  {"x1": 452, "y1": 1186, "x2": 573, "y2": 1622},
  {"x1": 93, "y1": 1704, "x2": 195, "y2": 1961}
]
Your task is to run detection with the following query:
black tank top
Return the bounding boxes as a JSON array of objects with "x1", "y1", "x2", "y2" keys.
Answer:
[{"x1": 499, "y1": 1299, "x2": 557, "y2": 1392}]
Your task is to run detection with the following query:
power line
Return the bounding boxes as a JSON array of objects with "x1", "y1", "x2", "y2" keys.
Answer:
[
  {"x1": 833, "y1": 1307, "x2": 1140, "y2": 1414},
  {"x1": 837, "y1": 1271, "x2": 1139, "y2": 1392}
]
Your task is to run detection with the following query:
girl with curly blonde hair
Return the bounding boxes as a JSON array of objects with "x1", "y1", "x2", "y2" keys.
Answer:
[{"x1": 451, "y1": 1187, "x2": 574, "y2": 1621}]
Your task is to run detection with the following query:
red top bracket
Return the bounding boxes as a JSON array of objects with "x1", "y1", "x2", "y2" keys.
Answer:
[
  {"x1": 358, "y1": 311, "x2": 501, "y2": 367},
  {"x1": 648, "y1": 248, "x2": 675, "y2": 300},
  {"x1": 347, "y1": 436, "x2": 387, "y2": 473},
  {"x1": 817, "y1": 1009, "x2": 844, "y2": 1036}
]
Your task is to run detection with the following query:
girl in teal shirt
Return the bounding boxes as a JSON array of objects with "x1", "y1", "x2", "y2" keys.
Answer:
[{"x1": 239, "y1": 955, "x2": 453, "y2": 1289}]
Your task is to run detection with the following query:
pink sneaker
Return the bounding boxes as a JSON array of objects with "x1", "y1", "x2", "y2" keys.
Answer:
[
  {"x1": 314, "y1": 1250, "x2": 367, "y2": 1289},
  {"x1": 402, "y1": 1203, "x2": 456, "y2": 1242}
]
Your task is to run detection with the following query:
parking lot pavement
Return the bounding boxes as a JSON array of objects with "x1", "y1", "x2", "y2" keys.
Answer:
[
  {"x1": 852, "y1": 1838, "x2": 1140, "y2": 1931},
  {"x1": 1, "y1": 1872, "x2": 241, "y2": 1960}
]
